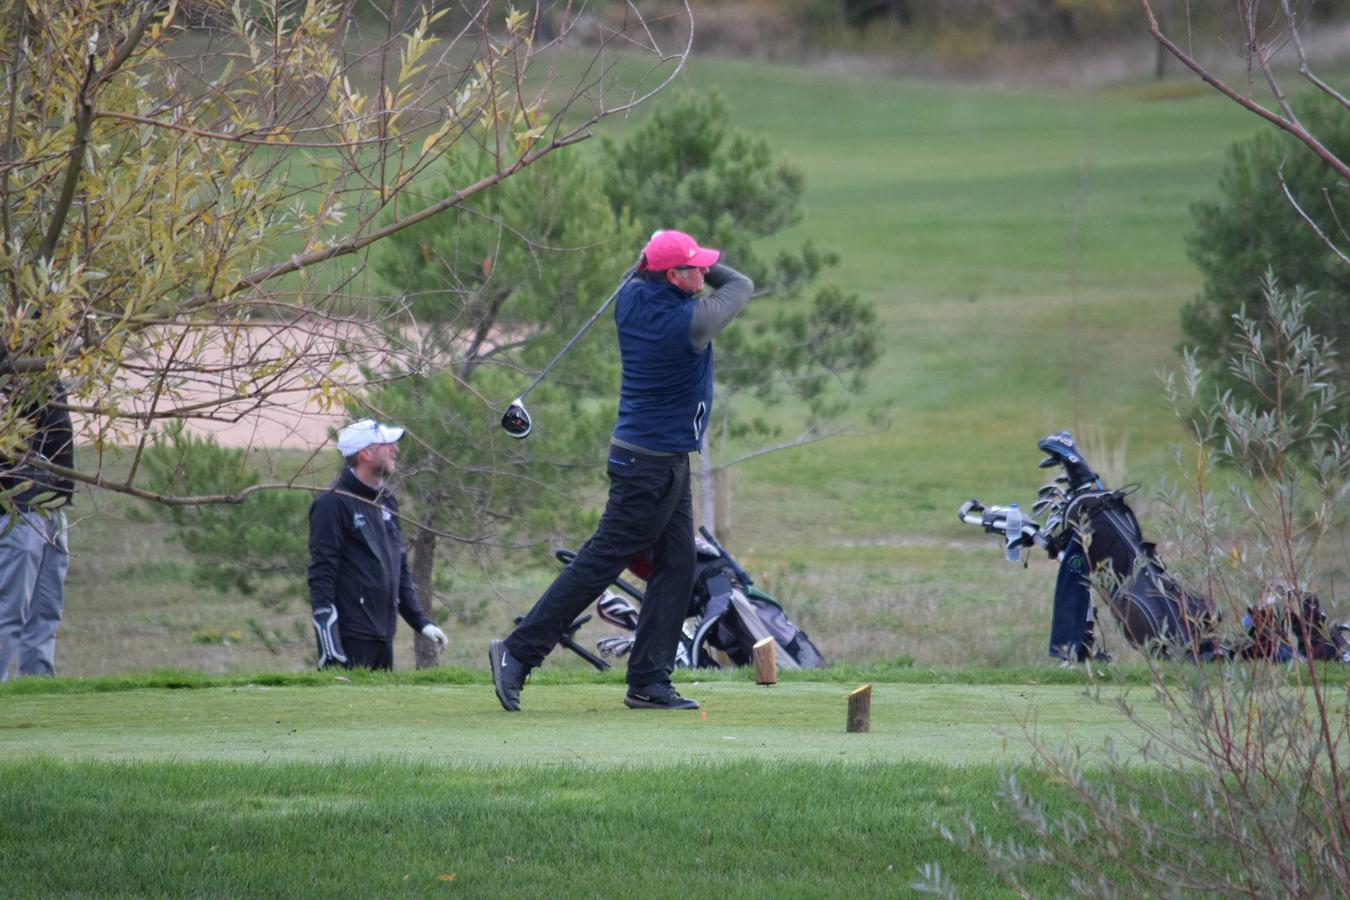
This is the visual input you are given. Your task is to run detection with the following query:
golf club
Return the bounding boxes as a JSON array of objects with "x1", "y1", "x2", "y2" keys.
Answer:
[
  {"x1": 1032, "y1": 495, "x2": 1059, "y2": 516},
  {"x1": 500, "y1": 264, "x2": 639, "y2": 439}
]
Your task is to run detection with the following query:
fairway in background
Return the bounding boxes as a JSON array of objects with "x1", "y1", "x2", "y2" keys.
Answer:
[{"x1": 54, "y1": 57, "x2": 1299, "y2": 675}]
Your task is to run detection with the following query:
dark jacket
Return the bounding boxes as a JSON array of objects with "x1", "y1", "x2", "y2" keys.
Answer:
[
  {"x1": 1, "y1": 381, "x2": 75, "y2": 509},
  {"x1": 307, "y1": 467, "x2": 431, "y2": 641},
  {"x1": 611, "y1": 265, "x2": 752, "y2": 454}
]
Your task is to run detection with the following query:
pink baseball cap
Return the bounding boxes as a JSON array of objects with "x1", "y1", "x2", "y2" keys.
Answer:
[{"x1": 640, "y1": 230, "x2": 720, "y2": 272}]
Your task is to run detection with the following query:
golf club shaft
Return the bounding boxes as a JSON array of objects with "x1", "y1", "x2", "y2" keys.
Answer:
[{"x1": 512, "y1": 267, "x2": 637, "y2": 405}]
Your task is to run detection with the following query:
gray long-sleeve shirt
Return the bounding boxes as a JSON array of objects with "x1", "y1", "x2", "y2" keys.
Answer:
[{"x1": 689, "y1": 264, "x2": 753, "y2": 351}]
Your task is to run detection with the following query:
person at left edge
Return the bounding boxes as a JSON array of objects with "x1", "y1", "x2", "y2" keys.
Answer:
[
  {"x1": 307, "y1": 419, "x2": 447, "y2": 670},
  {"x1": 0, "y1": 379, "x2": 75, "y2": 680}
]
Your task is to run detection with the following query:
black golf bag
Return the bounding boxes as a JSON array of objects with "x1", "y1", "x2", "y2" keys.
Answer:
[
  {"x1": 963, "y1": 432, "x2": 1349, "y2": 663},
  {"x1": 960, "y1": 431, "x2": 1223, "y2": 660},
  {"x1": 557, "y1": 527, "x2": 825, "y2": 671},
  {"x1": 1057, "y1": 487, "x2": 1222, "y2": 660},
  {"x1": 1239, "y1": 589, "x2": 1350, "y2": 663}
]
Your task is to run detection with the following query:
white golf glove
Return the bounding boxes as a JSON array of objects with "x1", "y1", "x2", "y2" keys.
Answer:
[
  {"x1": 312, "y1": 605, "x2": 348, "y2": 669},
  {"x1": 421, "y1": 623, "x2": 448, "y2": 651}
]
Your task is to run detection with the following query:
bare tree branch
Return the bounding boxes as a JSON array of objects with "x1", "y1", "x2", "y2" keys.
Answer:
[
  {"x1": 1, "y1": 0, "x2": 694, "y2": 509},
  {"x1": 1277, "y1": 162, "x2": 1350, "y2": 268},
  {"x1": 1138, "y1": 0, "x2": 1350, "y2": 181}
]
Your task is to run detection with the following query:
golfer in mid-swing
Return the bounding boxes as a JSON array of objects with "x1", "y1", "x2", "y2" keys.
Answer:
[{"x1": 490, "y1": 230, "x2": 753, "y2": 711}]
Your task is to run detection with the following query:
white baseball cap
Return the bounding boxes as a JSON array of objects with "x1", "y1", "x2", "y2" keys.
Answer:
[{"x1": 336, "y1": 418, "x2": 405, "y2": 456}]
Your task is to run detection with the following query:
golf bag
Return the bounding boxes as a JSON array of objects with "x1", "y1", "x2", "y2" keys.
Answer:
[
  {"x1": 962, "y1": 432, "x2": 1350, "y2": 663},
  {"x1": 959, "y1": 431, "x2": 1223, "y2": 660},
  {"x1": 1239, "y1": 588, "x2": 1350, "y2": 663},
  {"x1": 1056, "y1": 487, "x2": 1221, "y2": 659},
  {"x1": 558, "y1": 527, "x2": 826, "y2": 671}
]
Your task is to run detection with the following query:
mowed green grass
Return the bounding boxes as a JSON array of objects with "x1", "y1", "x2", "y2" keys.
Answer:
[
  {"x1": 0, "y1": 758, "x2": 1082, "y2": 897},
  {"x1": 0, "y1": 677, "x2": 1157, "y2": 766},
  {"x1": 0, "y1": 675, "x2": 1175, "y2": 897}
]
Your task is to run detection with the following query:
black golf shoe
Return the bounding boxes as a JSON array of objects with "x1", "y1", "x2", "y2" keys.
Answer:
[
  {"x1": 489, "y1": 639, "x2": 530, "y2": 712},
  {"x1": 623, "y1": 683, "x2": 699, "y2": 710}
]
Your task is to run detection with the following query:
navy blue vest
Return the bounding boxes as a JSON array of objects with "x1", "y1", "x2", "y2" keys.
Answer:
[{"x1": 611, "y1": 277, "x2": 713, "y2": 453}]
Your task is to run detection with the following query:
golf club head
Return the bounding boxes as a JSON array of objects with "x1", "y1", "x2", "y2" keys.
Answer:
[
  {"x1": 501, "y1": 399, "x2": 532, "y2": 439},
  {"x1": 1032, "y1": 496, "x2": 1059, "y2": 516},
  {"x1": 597, "y1": 635, "x2": 634, "y2": 658},
  {"x1": 597, "y1": 590, "x2": 640, "y2": 631}
]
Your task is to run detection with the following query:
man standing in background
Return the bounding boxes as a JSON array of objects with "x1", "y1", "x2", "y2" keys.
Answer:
[
  {"x1": 308, "y1": 419, "x2": 447, "y2": 670},
  {"x1": 0, "y1": 380, "x2": 75, "y2": 680}
]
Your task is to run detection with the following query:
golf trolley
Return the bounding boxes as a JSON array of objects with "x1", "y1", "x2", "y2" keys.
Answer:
[
  {"x1": 553, "y1": 527, "x2": 825, "y2": 672},
  {"x1": 960, "y1": 432, "x2": 1350, "y2": 663},
  {"x1": 958, "y1": 495, "x2": 1115, "y2": 662}
]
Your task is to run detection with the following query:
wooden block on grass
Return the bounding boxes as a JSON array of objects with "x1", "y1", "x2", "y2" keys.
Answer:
[
  {"x1": 752, "y1": 637, "x2": 777, "y2": 685},
  {"x1": 847, "y1": 683, "x2": 872, "y2": 733}
]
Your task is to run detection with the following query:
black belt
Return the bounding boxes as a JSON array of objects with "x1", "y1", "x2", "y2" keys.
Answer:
[{"x1": 609, "y1": 442, "x2": 685, "y2": 460}]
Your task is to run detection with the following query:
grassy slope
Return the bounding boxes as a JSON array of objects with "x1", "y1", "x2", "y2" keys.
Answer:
[
  {"x1": 55, "y1": 59, "x2": 1285, "y2": 677},
  {"x1": 682, "y1": 66, "x2": 1256, "y2": 541}
]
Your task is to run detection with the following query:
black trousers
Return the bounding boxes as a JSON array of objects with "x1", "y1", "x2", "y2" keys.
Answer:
[
  {"x1": 341, "y1": 635, "x2": 394, "y2": 671},
  {"x1": 506, "y1": 444, "x2": 694, "y2": 687}
]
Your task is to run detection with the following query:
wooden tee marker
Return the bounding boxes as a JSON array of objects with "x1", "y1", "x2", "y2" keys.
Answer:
[
  {"x1": 752, "y1": 637, "x2": 777, "y2": 685},
  {"x1": 847, "y1": 683, "x2": 872, "y2": 733}
]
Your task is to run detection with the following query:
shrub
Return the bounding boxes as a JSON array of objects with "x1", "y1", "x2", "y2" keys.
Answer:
[
  {"x1": 1184, "y1": 93, "x2": 1350, "y2": 430},
  {"x1": 922, "y1": 276, "x2": 1350, "y2": 897}
]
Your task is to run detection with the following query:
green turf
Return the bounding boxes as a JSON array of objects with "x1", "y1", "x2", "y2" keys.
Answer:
[
  {"x1": 0, "y1": 757, "x2": 1093, "y2": 898},
  {"x1": 0, "y1": 675, "x2": 1201, "y2": 897},
  {"x1": 0, "y1": 680, "x2": 1161, "y2": 767},
  {"x1": 0, "y1": 674, "x2": 1285, "y2": 896}
]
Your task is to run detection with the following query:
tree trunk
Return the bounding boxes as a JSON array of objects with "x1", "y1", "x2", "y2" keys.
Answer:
[
  {"x1": 1154, "y1": 13, "x2": 1168, "y2": 80},
  {"x1": 410, "y1": 526, "x2": 439, "y2": 669},
  {"x1": 713, "y1": 464, "x2": 731, "y2": 544},
  {"x1": 698, "y1": 444, "x2": 717, "y2": 536}
]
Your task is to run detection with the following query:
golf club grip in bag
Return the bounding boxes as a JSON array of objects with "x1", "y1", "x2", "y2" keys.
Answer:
[{"x1": 698, "y1": 526, "x2": 753, "y2": 587}]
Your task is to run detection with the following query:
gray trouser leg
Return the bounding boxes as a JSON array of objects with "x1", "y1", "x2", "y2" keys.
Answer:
[
  {"x1": 0, "y1": 512, "x2": 45, "y2": 681},
  {"x1": 19, "y1": 512, "x2": 68, "y2": 676}
]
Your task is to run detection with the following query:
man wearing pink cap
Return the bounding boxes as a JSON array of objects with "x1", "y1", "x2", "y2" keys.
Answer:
[{"x1": 491, "y1": 230, "x2": 752, "y2": 711}]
